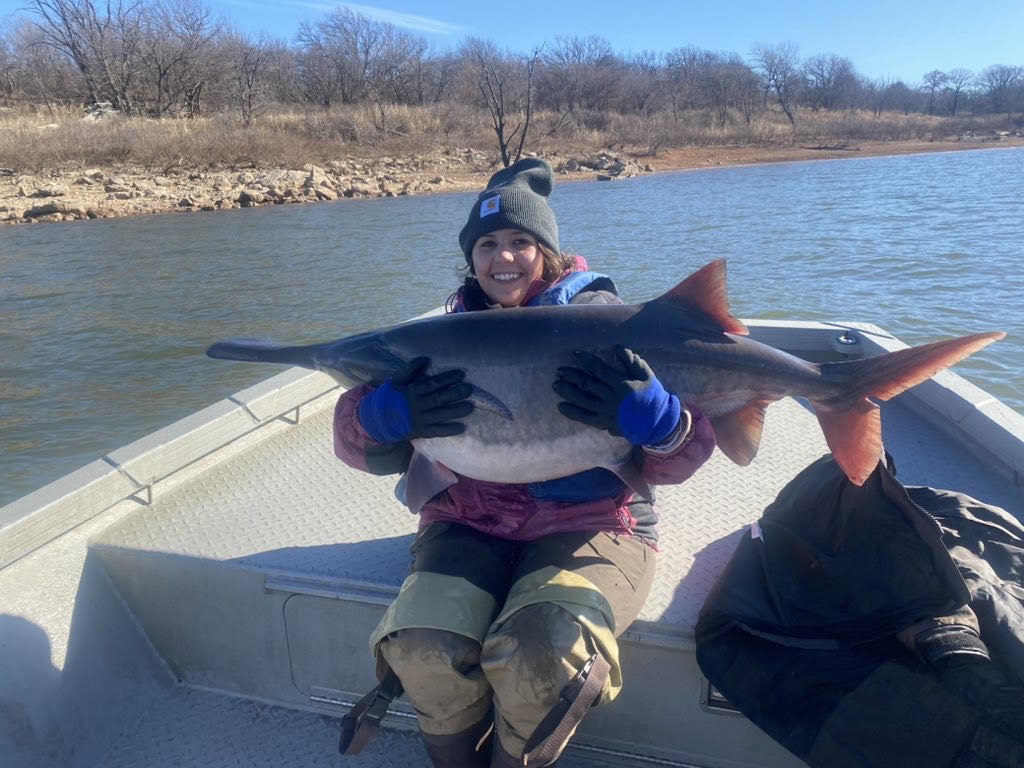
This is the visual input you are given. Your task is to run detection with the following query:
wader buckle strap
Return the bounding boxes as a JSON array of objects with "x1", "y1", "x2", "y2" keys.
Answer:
[
  {"x1": 338, "y1": 670, "x2": 404, "y2": 755},
  {"x1": 521, "y1": 652, "x2": 610, "y2": 766}
]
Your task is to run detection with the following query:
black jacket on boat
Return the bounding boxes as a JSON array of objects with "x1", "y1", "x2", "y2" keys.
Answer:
[{"x1": 695, "y1": 455, "x2": 1024, "y2": 768}]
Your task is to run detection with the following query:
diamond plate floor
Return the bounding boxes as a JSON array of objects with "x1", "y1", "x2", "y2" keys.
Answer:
[
  {"x1": 96, "y1": 686, "x2": 641, "y2": 768},
  {"x1": 84, "y1": 388, "x2": 1024, "y2": 768},
  {"x1": 95, "y1": 392, "x2": 1022, "y2": 635}
]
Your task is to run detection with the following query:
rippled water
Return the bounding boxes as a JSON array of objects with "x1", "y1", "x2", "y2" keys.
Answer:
[{"x1": 2, "y1": 147, "x2": 1022, "y2": 506}]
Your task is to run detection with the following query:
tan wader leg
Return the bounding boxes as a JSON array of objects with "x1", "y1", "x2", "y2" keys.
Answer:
[
  {"x1": 481, "y1": 531, "x2": 656, "y2": 765},
  {"x1": 378, "y1": 628, "x2": 493, "y2": 736},
  {"x1": 361, "y1": 524, "x2": 520, "y2": 766}
]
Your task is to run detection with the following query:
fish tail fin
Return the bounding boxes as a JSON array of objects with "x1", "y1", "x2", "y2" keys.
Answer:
[
  {"x1": 206, "y1": 338, "x2": 318, "y2": 368},
  {"x1": 813, "y1": 331, "x2": 1004, "y2": 484},
  {"x1": 812, "y1": 399, "x2": 883, "y2": 486}
]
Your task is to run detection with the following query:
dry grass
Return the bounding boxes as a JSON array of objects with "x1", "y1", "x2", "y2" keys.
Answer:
[{"x1": 0, "y1": 102, "x2": 1014, "y2": 173}]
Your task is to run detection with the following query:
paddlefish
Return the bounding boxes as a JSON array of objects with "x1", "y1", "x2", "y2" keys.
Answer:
[{"x1": 207, "y1": 260, "x2": 1004, "y2": 506}]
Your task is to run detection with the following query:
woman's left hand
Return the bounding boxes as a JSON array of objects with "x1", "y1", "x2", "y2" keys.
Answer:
[{"x1": 553, "y1": 345, "x2": 681, "y2": 446}]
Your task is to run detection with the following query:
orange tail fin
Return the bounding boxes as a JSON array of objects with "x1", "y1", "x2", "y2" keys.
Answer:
[{"x1": 813, "y1": 331, "x2": 1004, "y2": 485}]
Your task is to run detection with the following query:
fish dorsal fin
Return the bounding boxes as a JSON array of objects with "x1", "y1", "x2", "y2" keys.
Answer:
[
  {"x1": 654, "y1": 259, "x2": 749, "y2": 335},
  {"x1": 710, "y1": 398, "x2": 772, "y2": 466}
]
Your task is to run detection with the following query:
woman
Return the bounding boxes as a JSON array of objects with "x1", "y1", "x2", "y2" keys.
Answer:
[{"x1": 334, "y1": 158, "x2": 715, "y2": 767}]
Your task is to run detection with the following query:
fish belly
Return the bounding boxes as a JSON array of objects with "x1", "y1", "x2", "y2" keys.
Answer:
[{"x1": 416, "y1": 428, "x2": 632, "y2": 484}]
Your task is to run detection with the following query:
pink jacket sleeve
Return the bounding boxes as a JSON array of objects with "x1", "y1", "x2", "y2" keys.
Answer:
[
  {"x1": 332, "y1": 385, "x2": 377, "y2": 472},
  {"x1": 638, "y1": 404, "x2": 716, "y2": 485},
  {"x1": 333, "y1": 385, "x2": 416, "y2": 476}
]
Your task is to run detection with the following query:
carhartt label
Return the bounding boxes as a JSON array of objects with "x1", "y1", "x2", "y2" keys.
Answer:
[{"x1": 480, "y1": 195, "x2": 500, "y2": 217}]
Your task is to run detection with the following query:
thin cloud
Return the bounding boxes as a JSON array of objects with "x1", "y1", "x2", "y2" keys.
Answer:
[{"x1": 288, "y1": 1, "x2": 463, "y2": 35}]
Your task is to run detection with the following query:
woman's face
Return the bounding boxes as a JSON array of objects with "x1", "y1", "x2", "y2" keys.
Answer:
[{"x1": 471, "y1": 228, "x2": 545, "y2": 308}]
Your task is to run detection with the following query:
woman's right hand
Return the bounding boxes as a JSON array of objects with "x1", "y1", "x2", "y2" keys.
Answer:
[{"x1": 357, "y1": 357, "x2": 474, "y2": 443}]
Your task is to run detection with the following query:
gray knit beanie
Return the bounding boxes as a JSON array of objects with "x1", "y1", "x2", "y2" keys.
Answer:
[{"x1": 459, "y1": 158, "x2": 560, "y2": 261}]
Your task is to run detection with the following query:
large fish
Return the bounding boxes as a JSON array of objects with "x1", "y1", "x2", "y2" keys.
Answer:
[{"x1": 207, "y1": 260, "x2": 1003, "y2": 508}]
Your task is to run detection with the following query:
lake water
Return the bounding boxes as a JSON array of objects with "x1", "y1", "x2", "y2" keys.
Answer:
[{"x1": 2, "y1": 147, "x2": 1022, "y2": 507}]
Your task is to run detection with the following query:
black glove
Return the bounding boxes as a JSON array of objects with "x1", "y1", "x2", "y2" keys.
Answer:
[
  {"x1": 357, "y1": 357, "x2": 473, "y2": 443},
  {"x1": 553, "y1": 345, "x2": 681, "y2": 446}
]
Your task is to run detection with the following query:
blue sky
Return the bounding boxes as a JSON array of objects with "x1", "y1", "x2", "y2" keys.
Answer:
[{"x1": 2, "y1": 0, "x2": 1022, "y2": 83}]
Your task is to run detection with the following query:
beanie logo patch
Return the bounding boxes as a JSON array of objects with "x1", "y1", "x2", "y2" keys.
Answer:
[{"x1": 480, "y1": 195, "x2": 500, "y2": 218}]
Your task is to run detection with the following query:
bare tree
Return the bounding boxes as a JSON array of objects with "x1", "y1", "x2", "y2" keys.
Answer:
[
  {"x1": 979, "y1": 64, "x2": 1023, "y2": 114},
  {"x1": 224, "y1": 31, "x2": 271, "y2": 126},
  {"x1": 539, "y1": 35, "x2": 619, "y2": 118},
  {"x1": 693, "y1": 52, "x2": 759, "y2": 127},
  {"x1": 295, "y1": 21, "x2": 343, "y2": 109},
  {"x1": 619, "y1": 50, "x2": 664, "y2": 115},
  {"x1": 2, "y1": 19, "x2": 83, "y2": 108},
  {"x1": 751, "y1": 42, "x2": 801, "y2": 127},
  {"x1": 944, "y1": 68, "x2": 973, "y2": 116},
  {"x1": 293, "y1": 8, "x2": 374, "y2": 106},
  {"x1": 138, "y1": 0, "x2": 219, "y2": 117},
  {"x1": 862, "y1": 76, "x2": 890, "y2": 116},
  {"x1": 22, "y1": 0, "x2": 148, "y2": 112},
  {"x1": 664, "y1": 46, "x2": 708, "y2": 117},
  {"x1": 803, "y1": 54, "x2": 858, "y2": 111},
  {"x1": 461, "y1": 37, "x2": 541, "y2": 167},
  {"x1": 886, "y1": 80, "x2": 922, "y2": 114},
  {"x1": 0, "y1": 24, "x2": 17, "y2": 101},
  {"x1": 411, "y1": 49, "x2": 457, "y2": 105},
  {"x1": 364, "y1": 26, "x2": 425, "y2": 132},
  {"x1": 920, "y1": 69, "x2": 949, "y2": 115},
  {"x1": 728, "y1": 57, "x2": 762, "y2": 125},
  {"x1": 325, "y1": 7, "x2": 384, "y2": 103}
]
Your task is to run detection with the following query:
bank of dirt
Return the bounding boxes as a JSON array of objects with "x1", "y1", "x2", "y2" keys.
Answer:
[{"x1": 2, "y1": 138, "x2": 1021, "y2": 226}]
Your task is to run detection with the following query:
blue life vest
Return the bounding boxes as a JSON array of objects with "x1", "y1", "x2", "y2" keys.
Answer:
[
  {"x1": 525, "y1": 271, "x2": 618, "y2": 307},
  {"x1": 526, "y1": 271, "x2": 627, "y2": 502}
]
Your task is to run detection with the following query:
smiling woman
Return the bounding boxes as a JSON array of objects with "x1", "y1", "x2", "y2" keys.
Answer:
[
  {"x1": 469, "y1": 229, "x2": 545, "y2": 308},
  {"x1": 331, "y1": 157, "x2": 716, "y2": 767},
  {"x1": 452, "y1": 159, "x2": 577, "y2": 311}
]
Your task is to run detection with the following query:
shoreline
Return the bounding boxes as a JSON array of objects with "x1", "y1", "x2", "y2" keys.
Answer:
[{"x1": 3, "y1": 137, "x2": 1022, "y2": 226}]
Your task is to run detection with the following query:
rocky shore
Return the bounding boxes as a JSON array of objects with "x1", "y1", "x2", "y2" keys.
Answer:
[
  {"x1": 0, "y1": 149, "x2": 650, "y2": 224},
  {"x1": 2, "y1": 138, "x2": 1020, "y2": 225}
]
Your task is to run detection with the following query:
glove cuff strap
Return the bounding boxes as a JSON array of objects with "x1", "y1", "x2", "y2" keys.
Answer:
[{"x1": 644, "y1": 405, "x2": 691, "y2": 454}]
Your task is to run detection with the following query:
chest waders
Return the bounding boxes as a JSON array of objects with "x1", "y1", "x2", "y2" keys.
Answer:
[{"x1": 339, "y1": 525, "x2": 650, "y2": 765}]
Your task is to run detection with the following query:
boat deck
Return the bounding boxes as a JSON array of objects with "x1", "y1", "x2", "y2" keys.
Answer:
[{"x1": 91, "y1": 392, "x2": 1023, "y2": 638}]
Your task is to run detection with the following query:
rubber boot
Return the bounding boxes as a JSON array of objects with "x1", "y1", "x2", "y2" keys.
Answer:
[{"x1": 421, "y1": 715, "x2": 494, "y2": 768}]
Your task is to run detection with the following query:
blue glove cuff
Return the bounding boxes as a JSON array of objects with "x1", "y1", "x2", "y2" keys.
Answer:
[
  {"x1": 617, "y1": 380, "x2": 680, "y2": 447},
  {"x1": 357, "y1": 380, "x2": 412, "y2": 443}
]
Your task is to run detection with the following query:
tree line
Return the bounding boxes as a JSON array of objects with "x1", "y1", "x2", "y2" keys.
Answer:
[{"x1": 1, "y1": 1, "x2": 1021, "y2": 155}]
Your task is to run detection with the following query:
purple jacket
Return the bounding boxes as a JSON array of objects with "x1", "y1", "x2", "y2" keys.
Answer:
[{"x1": 333, "y1": 263, "x2": 716, "y2": 543}]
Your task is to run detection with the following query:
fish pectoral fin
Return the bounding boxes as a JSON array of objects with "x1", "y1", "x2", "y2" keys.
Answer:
[
  {"x1": 469, "y1": 385, "x2": 513, "y2": 420},
  {"x1": 610, "y1": 461, "x2": 653, "y2": 503},
  {"x1": 397, "y1": 449, "x2": 459, "y2": 514},
  {"x1": 710, "y1": 398, "x2": 772, "y2": 466},
  {"x1": 813, "y1": 399, "x2": 883, "y2": 487}
]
